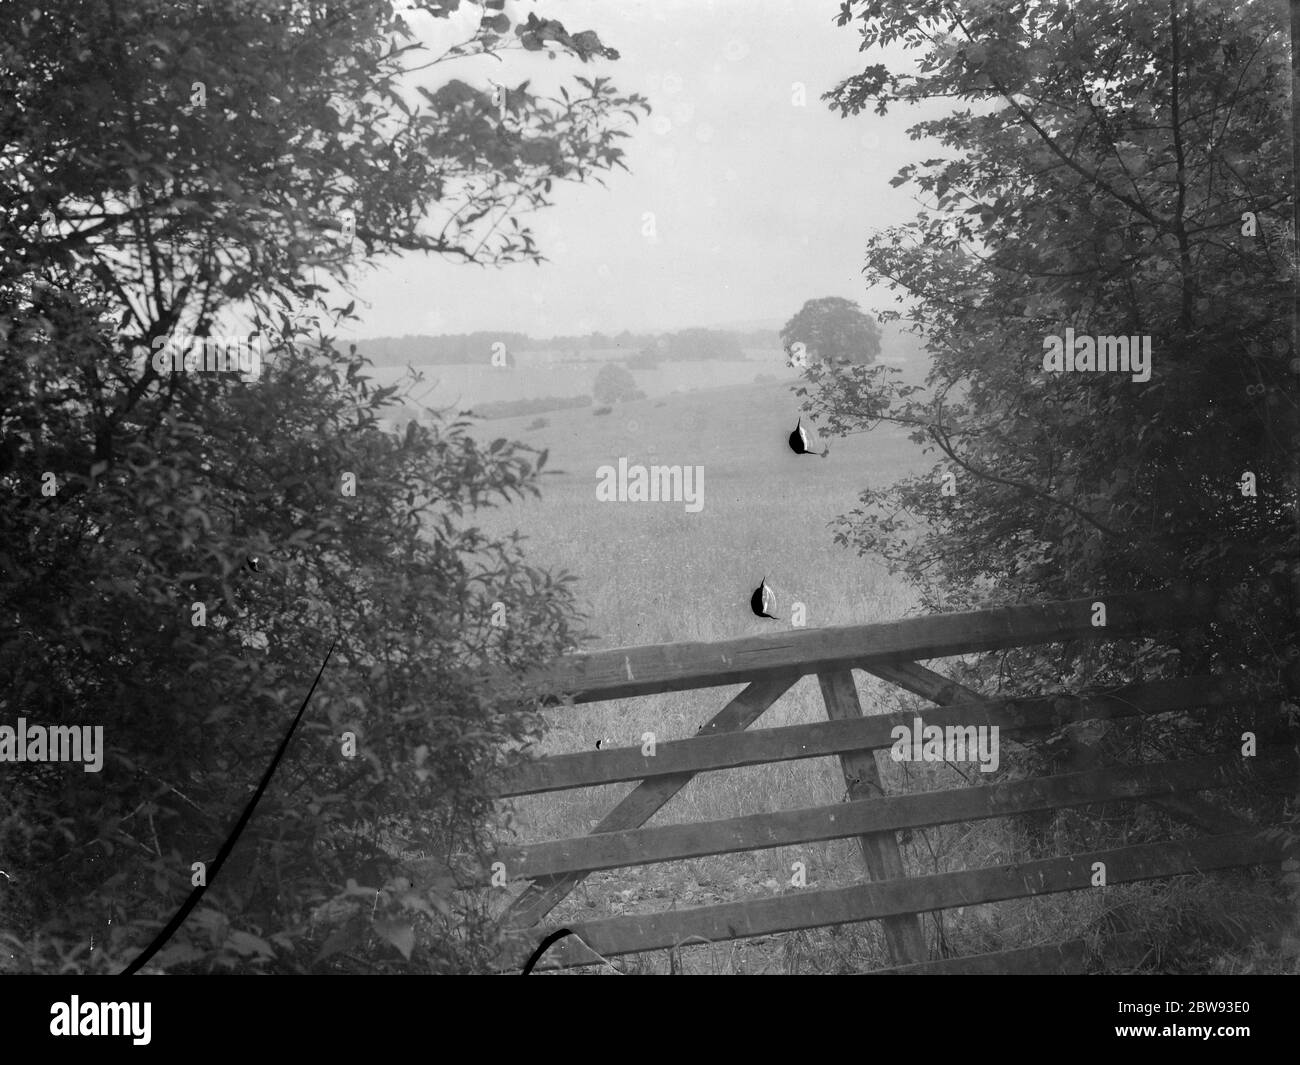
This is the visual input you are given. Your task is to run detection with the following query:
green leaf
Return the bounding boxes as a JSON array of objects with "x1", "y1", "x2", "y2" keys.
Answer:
[
  {"x1": 373, "y1": 918, "x2": 415, "y2": 960},
  {"x1": 314, "y1": 924, "x2": 363, "y2": 963},
  {"x1": 226, "y1": 930, "x2": 274, "y2": 958}
]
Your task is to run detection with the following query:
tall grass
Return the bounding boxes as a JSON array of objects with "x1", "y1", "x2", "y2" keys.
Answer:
[
  {"x1": 457, "y1": 377, "x2": 1286, "y2": 973},
  {"x1": 463, "y1": 379, "x2": 940, "y2": 970}
]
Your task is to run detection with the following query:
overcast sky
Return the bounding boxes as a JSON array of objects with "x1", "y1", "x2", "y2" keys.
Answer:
[{"x1": 338, "y1": 0, "x2": 944, "y2": 340}]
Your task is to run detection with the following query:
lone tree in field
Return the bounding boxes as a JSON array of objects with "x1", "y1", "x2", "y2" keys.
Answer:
[
  {"x1": 593, "y1": 362, "x2": 639, "y2": 405},
  {"x1": 0, "y1": 0, "x2": 645, "y2": 974},
  {"x1": 781, "y1": 296, "x2": 882, "y2": 368}
]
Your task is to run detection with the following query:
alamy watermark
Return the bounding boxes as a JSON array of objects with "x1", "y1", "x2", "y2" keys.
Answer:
[
  {"x1": 596, "y1": 458, "x2": 704, "y2": 513},
  {"x1": 0, "y1": 719, "x2": 104, "y2": 772},
  {"x1": 132, "y1": 330, "x2": 263, "y2": 381},
  {"x1": 1042, "y1": 328, "x2": 1152, "y2": 383},
  {"x1": 50, "y1": 997, "x2": 151, "y2": 1045},
  {"x1": 889, "y1": 716, "x2": 999, "y2": 773}
]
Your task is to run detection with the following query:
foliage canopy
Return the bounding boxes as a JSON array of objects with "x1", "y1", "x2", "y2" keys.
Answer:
[{"x1": 0, "y1": 0, "x2": 645, "y2": 973}]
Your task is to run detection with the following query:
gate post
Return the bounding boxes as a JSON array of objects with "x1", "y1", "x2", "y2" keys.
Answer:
[{"x1": 817, "y1": 670, "x2": 927, "y2": 965}]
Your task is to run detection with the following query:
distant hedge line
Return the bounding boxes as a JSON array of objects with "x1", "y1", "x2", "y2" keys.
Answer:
[{"x1": 473, "y1": 394, "x2": 593, "y2": 419}]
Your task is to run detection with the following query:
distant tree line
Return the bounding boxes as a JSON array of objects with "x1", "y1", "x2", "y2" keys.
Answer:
[
  {"x1": 359, "y1": 331, "x2": 532, "y2": 365},
  {"x1": 628, "y1": 327, "x2": 751, "y2": 365},
  {"x1": 358, "y1": 326, "x2": 780, "y2": 366}
]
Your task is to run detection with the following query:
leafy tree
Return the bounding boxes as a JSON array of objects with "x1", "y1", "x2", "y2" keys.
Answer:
[
  {"x1": 781, "y1": 296, "x2": 882, "y2": 368},
  {"x1": 808, "y1": 0, "x2": 1293, "y2": 643},
  {"x1": 0, "y1": 0, "x2": 645, "y2": 973},
  {"x1": 592, "y1": 362, "x2": 638, "y2": 405},
  {"x1": 802, "y1": 0, "x2": 1297, "y2": 932}
]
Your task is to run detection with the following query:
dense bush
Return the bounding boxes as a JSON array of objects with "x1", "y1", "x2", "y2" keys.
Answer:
[
  {"x1": 0, "y1": 0, "x2": 645, "y2": 972},
  {"x1": 592, "y1": 363, "x2": 639, "y2": 406},
  {"x1": 809, "y1": 0, "x2": 1299, "y2": 898}
]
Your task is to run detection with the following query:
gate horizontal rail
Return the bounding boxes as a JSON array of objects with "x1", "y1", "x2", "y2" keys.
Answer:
[
  {"x1": 520, "y1": 587, "x2": 1216, "y2": 704},
  {"x1": 495, "y1": 674, "x2": 1246, "y2": 797},
  {"x1": 519, "y1": 833, "x2": 1283, "y2": 970},
  {"x1": 498, "y1": 750, "x2": 1293, "y2": 879},
  {"x1": 867, "y1": 931, "x2": 1153, "y2": 975},
  {"x1": 492, "y1": 586, "x2": 1289, "y2": 974}
]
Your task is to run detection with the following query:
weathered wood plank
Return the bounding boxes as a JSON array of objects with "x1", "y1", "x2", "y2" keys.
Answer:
[
  {"x1": 865, "y1": 660, "x2": 978, "y2": 706},
  {"x1": 870, "y1": 938, "x2": 1090, "y2": 975},
  {"x1": 497, "y1": 751, "x2": 1294, "y2": 878},
  {"x1": 499, "y1": 674, "x2": 799, "y2": 930},
  {"x1": 527, "y1": 832, "x2": 1281, "y2": 968},
  {"x1": 1145, "y1": 794, "x2": 1252, "y2": 833},
  {"x1": 817, "y1": 670, "x2": 927, "y2": 964},
  {"x1": 494, "y1": 675, "x2": 1248, "y2": 797},
  {"x1": 866, "y1": 932, "x2": 1150, "y2": 974},
  {"x1": 522, "y1": 587, "x2": 1215, "y2": 704},
  {"x1": 863, "y1": 662, "x2": 1260, "y2": 835}
]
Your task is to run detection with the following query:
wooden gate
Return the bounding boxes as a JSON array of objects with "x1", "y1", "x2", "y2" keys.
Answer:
[{"x1": 491, "y1": 587, "x2": 1293, "y2": 972}]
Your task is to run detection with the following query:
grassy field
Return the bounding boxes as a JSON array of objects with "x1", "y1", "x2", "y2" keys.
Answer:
[
  {"x1": 377, "y1": 335, "x2": 1289, "y2": 972},
  {"x1": 407, "y1": 346, "x2": 1282, "y2": 974},
  {"x1": 364, "y1": 349, "x2": 784, "y2": 414},
  {"x1": 444, "y1": 360, "x2": 1046, "y2": 974},
  {"x1": 366, "y1": 345, "x2": 1289, "y2": 977}
]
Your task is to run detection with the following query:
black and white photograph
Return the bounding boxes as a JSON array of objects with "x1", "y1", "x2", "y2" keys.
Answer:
[{"x1": 1, "y1": 0, "x2": 1297, "y2": 1040}]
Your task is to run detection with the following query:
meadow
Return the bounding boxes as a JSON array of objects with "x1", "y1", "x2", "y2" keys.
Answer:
[
  {"x1": 392, "y1": 339, "x2": 1265, "y2": 974},
  {"x1": 406, "y1": 342, "x2": 1084, "y2": 974},
  {"x1": 364, "y1": 348, "x2": 782, "y2": 416}
]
